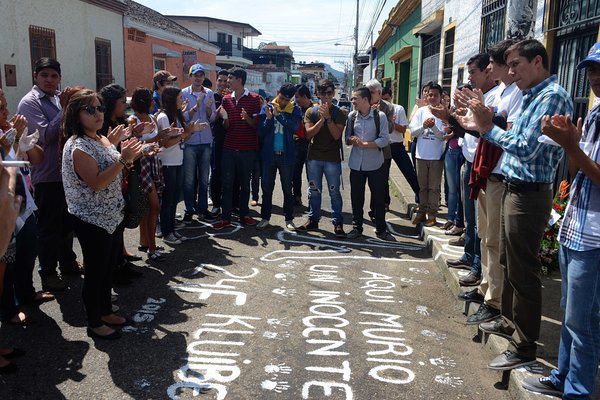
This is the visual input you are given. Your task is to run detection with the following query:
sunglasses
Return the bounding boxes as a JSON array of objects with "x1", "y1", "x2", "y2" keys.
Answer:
[
  {"x1": 81, "y1": 105, "x2": 106, "y2": 115},
  {"x1": 319, "y1": 90, "x2": 334, "y2": 96}
]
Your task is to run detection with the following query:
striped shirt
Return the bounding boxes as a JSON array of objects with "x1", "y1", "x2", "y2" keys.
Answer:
[
  {"x1": 222, "y1": 89, "x2": 262, "y2": 151},
  {"x1": 483, "y1": 75, "x2": 573, "y2": 183},
  {"x1": 559, "y1": 105, "x2": 600, "y2": 251}
]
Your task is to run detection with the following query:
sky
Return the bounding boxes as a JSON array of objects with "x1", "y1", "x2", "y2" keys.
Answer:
[{"x1": 136, "y1": 0, "x2": 396, "y2": 72}]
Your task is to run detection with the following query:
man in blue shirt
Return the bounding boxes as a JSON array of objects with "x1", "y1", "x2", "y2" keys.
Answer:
[
  {"x1": 181, "y1": 64, "x2": 216, "y2": 222},
  {"x1": 459, "y1": 39, "x2": 573, "y2": 370},
  {"x1": 256, "y1": 83, "x2": 302, "y2": 231},
  {"x1": 521, "y1": 42, "x2": 600, "y2": 400},
  {"x1": 345, "y1": 87, "x2": 391, "y2": 240}
]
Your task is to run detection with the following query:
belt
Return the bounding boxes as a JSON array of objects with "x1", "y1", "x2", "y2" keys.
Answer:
[
  {"x1": 489, "y1": 173, "x2": 504, "y2": 182},
  {"x1": 505, "y1": 180, "x2": 553, "y2": 193}
]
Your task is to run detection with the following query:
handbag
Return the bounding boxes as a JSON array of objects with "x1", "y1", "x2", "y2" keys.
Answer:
[{"x1": 122, "y1": 168, "x2": 149, "y2": 229}]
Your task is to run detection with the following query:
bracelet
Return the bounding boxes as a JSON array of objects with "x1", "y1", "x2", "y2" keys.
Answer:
[{"x1": 118, "y1": 157, "x2": 131, "y2": 169}]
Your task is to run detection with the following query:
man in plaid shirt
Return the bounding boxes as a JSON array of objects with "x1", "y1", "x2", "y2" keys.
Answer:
[
  {"x1": 459, "y1": 39, "x2": 573, "y2": 370},
  {"x1": 520, "y1": 42, "x2": 600, "y2": 399}
]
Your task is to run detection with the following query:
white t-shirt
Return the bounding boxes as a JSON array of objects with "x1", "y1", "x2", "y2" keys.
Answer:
[
  {"x1": 6, "y1": 147, "x2": 37, "y2": 234},
  {"x1": 491, "y1": 81, "x2": 523, "y2": 174},
  {"x1": 390, "y1": 104, "x2": 409, "y2": 143},
  {"x1": 156, "y1": 112, "x2": 183, "y2": 166},
  {"x1": 459, "y1": 85, "x2": 500, "y2": 163},
  {"x1": 130, "y1": 114, "x2": 159, "y2": 142},
  {"x1": 409, "y1": 106, "x2": 445, "y2": 160}
]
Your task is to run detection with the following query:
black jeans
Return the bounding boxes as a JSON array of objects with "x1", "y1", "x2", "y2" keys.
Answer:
[
  {"x1": 34, "y1": 182, "x2": 77, "y2": 278},
  {"x1": 210, "y1": 137, "x2": 224, "y2": 208},
  {"x1": 293, "y1": 140, "x2": 309, "y2": 199},
  {"x1": 221, "y1": 149, "x2": 257, "y2": 221},
  {"x1": 390, "y1": 143, "x2": 420, "y2": 201},
  {"x1": 73, "y1": 217, "x2": 121, "y2": 328},
  {"x1": 350, "y1": 165, "x2": 387, "y2": 234}
]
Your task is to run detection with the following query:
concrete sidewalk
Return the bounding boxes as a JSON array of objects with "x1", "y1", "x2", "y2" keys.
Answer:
[{"x1": 387, "y1": 163, "x2": 582, "y2": 400}]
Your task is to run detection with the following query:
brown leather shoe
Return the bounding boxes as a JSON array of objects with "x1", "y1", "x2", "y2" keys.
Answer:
[
  {"x1": 459, "y1": 271, "x2": 481, "y2": 286},
  {"x1": 412, "y1": 213, "x2": 427, "y2": 225},
  {"x1": 449, "y1": 235, "x2": 465, "y2": 247},
  {"x1": 424, "y1": 216, "x2": 437, "y2": 227},
  {"x1": 297, "y1": 219, "x2": 319, "y2": 231}
]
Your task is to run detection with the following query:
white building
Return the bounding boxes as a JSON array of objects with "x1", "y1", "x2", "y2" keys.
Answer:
[{"x1": 0, "y1": 0, "x2": 126, "y2": 110}]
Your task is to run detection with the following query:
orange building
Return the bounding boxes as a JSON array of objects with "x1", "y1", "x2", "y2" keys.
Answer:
[{"x1": 123, "y1": 0, "x2": 220, "y2": 94}]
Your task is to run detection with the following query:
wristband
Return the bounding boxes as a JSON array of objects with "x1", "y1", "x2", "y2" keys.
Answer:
[{"x1": 118, "y1": 157, "x2": 132, "y2": 169}]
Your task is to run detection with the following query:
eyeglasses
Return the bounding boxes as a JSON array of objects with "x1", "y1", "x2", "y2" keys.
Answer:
[
  {"x1": 81, "y1": 105, "x2": 106, "y2": 115},
  {"x1": 319, "y1": 90, "x2": 334, "y2": 96}
]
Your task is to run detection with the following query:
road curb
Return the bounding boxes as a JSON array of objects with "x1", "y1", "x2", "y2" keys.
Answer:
[{"x1": 389, "y1": 169, "x2": 543, "y2": 400}]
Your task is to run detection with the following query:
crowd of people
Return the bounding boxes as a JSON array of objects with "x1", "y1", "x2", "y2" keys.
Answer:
[{"x1": 0, "y1": 36, "x2": 598, "y2": 400}]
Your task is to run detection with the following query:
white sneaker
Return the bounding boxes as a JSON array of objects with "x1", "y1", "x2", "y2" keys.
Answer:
[
  {"x1": 285, "y1": 220, "x2": 296, "y2": 231},
  {"x1": 163, "y1": 233, "x2": 182, "y2": 245},
  {"x1": 155, "y1": 226, "x2": 163, "y2": 238},
  {"x1": 173, "y1": 231, "x2": 188, "y2": 241},
  {"x1": 208, "y1": 197, "x2": 213, "y2": 206},
  {"x1": 256, "y1": 219, "x2": 269, "y2": 230}
]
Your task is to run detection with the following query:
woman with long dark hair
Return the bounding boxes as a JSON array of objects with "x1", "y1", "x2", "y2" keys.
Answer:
[
  {"x1": 129, "y1": 87, "x2": 163, "y2": 260},
  {"x1": 156, "y1": 87, "x2": 203, "y2": 245},
  {"x1": 61, "y1": 89, "x2": 142, "y2": 339}
]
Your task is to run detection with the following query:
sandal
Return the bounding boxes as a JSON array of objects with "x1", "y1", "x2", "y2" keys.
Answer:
[
  {"x1": 148, "y1": 251, "x2": 164, "y2": 261},
  {"x1": 100, "y1": 314, "x2": 127, "y2": 326}
]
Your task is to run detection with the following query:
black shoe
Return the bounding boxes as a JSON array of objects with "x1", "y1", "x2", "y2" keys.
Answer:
[
  {"x1": 334, "y1": 225, "x2": 346, "y2": 238},
  {"x1": 182, "y1": 213, "x2": 194, "y2": 225},
  {"x1": 376, "y1": 232, "x2": 395, "y2": 241},
  {"x1": 124, "y1": 254, "x2": 143, "y2": 262},
  {"x1": 466, "y1": 303, "x2": 500, "y2": 325},
  {"x1": 87, "y1": 327, "x2": 122, "y2": 340},
  {"x1": 61, "y1": 261, "x2": 84, "y2": 275},
  {"x1": 112, "y1": 269, "x2": 133, "y2": 286},
  {"x1": 346, "y1": 228, "x2": 362, "y2": 239},
  {"x1": 488, "y1": 350, "x2": 536, "y2": 370},
  {"x1": 2, "y1": 348, "x2": 25, "y2": 359},
  {"x1": 457, "y1": 289, "x2": 484, "y2": 303},
  {"x1": 122, "y1": 262, "x2": 143, "y2": 278},
  {"x1": 479, "y1": 317, "x2": 515, "y2": 341},
  {"x1": 199, "y1": 212, "x2": 217, "y2": 222},
  {"x1": 0, "y1": 361, "x2": 17, "y2": 375},
  {"x1": 459, "y1": 272, "x2": 481, "y2": 286},
  {"x1": 522, "y1": 376, "x2": 562, "y2": 397},
  {"x1": 297, "y1": 220, "x2": 319, "y2": 231}
]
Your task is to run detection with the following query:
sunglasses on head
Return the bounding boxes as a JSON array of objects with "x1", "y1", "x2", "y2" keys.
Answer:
[{"x1": 81, "y1": 105, "x2": 106, "y2": 115}]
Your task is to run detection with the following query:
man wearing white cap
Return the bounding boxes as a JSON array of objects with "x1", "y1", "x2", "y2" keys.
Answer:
[{"x1": 181, "y1": 64, "x2": 216, "y2": 223}]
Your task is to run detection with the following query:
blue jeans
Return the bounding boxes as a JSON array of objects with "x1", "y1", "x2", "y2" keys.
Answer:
[
  {"x1": 550, "y1": 245, "x2": 600, "y2": 399},
  {"x1": 445, "y1": 148, "x2": 464, "y2": 227},
  {"x1": 183, "y1": 143, "x2": 212, "y2": 215},
  {"x1": 306, "y1": 159, "x2": 343, "y2": 225},
  {"x1": 461, "y1": 161, "x2": 481, "y2": 275},
  {"x1": 221, "y1": 149, "x2": 256, "y2": 221},
  {"x1": 261, "y1": 155, "x2": 294, "y2": 221},
  {"x1": 160, "y1": 165, "x2": 183, "y2": 236}
]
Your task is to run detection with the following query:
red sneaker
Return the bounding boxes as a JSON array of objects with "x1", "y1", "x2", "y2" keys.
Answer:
[
  {"x1": 212, "y1": 220, "x2": 232, "y2": 230},
  {"x1": 240, "y1": 216, "x2": 257, "y2": 226}
]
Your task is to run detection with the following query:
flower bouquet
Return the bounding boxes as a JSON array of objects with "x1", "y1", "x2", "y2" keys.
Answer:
[{"x1": 539, "y1": 180, "x2": 570, "y2": 275}]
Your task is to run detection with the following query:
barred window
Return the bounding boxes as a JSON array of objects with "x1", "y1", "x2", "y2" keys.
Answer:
[
  {"x1": 420, "y1": 33, "x2": 441, "y2": 88},
  {"x1": 480, "y1": 0, "x2": 507, "y2": 52},
  {"x1": 127, "y1": 28, "x2": 146, "y2": 43},
  {"x1": 442, "y1": 28, "x2": 455, "y2": 95},
  {"x1": 29, "y1": 25, "x2": 56, "y2": 76},
  {"x1": 95, "y1": 38, "x2": 113, "y2": 90}
]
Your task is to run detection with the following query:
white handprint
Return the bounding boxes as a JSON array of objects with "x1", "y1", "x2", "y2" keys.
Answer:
[
  {"x1": 401, "y1": 277, "x2": 422, "y2": 286},
  {"x1": 421, "y1": 330, "x2": 447, "y2": 341},
  {"x1": 263, "y1": 331, "x2": 291, "y2": 340},
  {"x1": 429, "y1": 357, "x2": 457, "y2": 369},
  {"x1": 272, "y1": 287, "x2": 296, "y2": 297},
  {"x1": 416, "y1": 305, "x2": 430, "y2": 316},
  {"x1": 267, "y1": 318, "x2": 292, "y2": 327},
  {"x1": 434, "y1": 373, "x2": 463, "y2": 388},
  {"x1": 264, "y1": 363, "x2": 292, "y2": 375},
  {"x1": 408, "y1": 267, "x2": 430, "y2": 274},
  {"x1": 261, "y1": 380, "x2": 290, "y2": 393}
]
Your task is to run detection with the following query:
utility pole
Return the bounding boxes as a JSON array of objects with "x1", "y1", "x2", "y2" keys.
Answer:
[{"x1": 354, "y1": 0, "x2": 359, "y2": 87}]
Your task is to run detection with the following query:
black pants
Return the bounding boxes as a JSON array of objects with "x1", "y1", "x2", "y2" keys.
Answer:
[
  {"x1": 210, "y1": 137, "x2": 224, "y2": 208},
  {"x1": 293, "y1": 140, "x2": 309, "y2": 199},
  {"x1": 34, "y1": 182, "x2": 76, "y2": 278},
  {"x1": 15, "y1": 214, "x2": 38, "y2": 303},
  {"x1": 73, "y1": 217, "x2": 120, "y2": 328},
  {"x1": 350, "y1": 165, "x2": 387, "y2": 234}
]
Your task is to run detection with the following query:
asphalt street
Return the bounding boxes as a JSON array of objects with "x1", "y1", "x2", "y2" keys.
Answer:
[{"x1": 0, "y1": 162, "x2": 511, "y2": 400}]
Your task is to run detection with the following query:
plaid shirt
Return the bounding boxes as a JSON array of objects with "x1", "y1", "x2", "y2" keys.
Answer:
[
  {"x1": 484, "y1": 75, "x2": 573, "y2": 183},
  {"x1": 559, "y1": 105, "x2": 600, "y2": 251}
]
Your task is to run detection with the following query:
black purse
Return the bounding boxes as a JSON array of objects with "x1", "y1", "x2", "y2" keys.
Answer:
[{"x1": 122, "y1": 167, "x2": 149, "y2": 229}]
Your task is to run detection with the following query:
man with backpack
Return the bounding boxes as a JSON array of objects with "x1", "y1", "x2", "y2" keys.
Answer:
[
  {"x1": 345, "y1": 87, "x2": 391, "y2": 240},
  {"x1": 297, "y1": 79, "x2": 347, "y2": 237}
]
